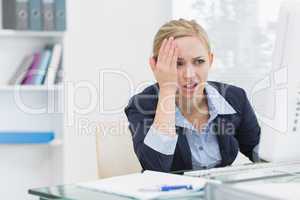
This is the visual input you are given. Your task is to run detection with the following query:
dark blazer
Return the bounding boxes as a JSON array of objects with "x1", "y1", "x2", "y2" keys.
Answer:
[{"x1": 124, "y1": 81, "x2": 260, "y2": 172}]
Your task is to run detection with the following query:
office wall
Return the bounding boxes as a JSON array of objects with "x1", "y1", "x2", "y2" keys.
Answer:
[{"x1": 64, "y1": 0, "x2": 172, "y2": 183}]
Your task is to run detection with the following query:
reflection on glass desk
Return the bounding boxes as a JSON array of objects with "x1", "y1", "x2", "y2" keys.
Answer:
[
  {"x1": 29, "y1": 185, "x2": 130, "y2": 200},
  {"x1": 28, "y1": 184, "x2": 204, "y2": 200},
  {"x1": 205, "y1": 167, "x2": 300, "y2": 200}
]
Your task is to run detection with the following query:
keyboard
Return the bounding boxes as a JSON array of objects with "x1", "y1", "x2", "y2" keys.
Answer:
[{"x1": 184, "y1": 161, "x2": 300, "y2": 183}]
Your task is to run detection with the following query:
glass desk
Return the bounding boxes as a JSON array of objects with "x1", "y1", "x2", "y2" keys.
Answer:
[
  {"x1": 29, "y1": 162, "x2": 300, "y2": 200},
  {"x1": 28, "y1": 184, "x2": 204, "y2": 200},
  {"x1": 29, "y1": 185, "x2": 130, "y2": 200}
]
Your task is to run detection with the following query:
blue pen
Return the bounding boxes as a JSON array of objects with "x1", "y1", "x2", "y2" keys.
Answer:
[
  {"x1": 160, "y1": 185, "x2": 193, "y2": 191},
  {"x1": 139, "y1": 184, "x2": 194, "y2": 192}
]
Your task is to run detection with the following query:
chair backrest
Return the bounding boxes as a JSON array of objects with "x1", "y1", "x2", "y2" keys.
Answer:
[{"x1": 95, "y1": 120, "x2": 142, "y2": 178}]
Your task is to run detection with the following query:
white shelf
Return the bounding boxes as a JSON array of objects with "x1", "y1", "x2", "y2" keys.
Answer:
[
  {"x1": 0, "y1": 85, "x2": 63, "y2": 92},
  {"x1": 0, "y1": 30, "x2": 65, "y2": 38},
  {"x1": 0, "y1": 139, "x2": 63, "y2": 147},
  {"x1": 0, "y1": 1, "x2": 66, "y2": 198}
]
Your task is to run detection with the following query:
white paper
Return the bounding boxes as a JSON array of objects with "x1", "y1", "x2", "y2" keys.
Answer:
[{"x1": 77, "y1": 170, "x2": 207, "y2": 199}]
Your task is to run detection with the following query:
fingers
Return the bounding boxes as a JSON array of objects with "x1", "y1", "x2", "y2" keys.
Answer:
[
  {"x1": 166, "y1": 40, "x2": 176, "y2": 66},
  {"x1": 158, "y1": 37, "x2": 174, "y2": 64},
  {"x1": 170, "y1": 46, "x2": 178, "y2": 70},
  {"x1": 164, "y1": 37, "x2": 173, "y2": 57},
  {"x1": 157, "y1": 38, "x2": 167, "y2": 63}
]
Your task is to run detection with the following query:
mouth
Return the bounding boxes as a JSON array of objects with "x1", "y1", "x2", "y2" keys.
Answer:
[{"x1": 182, "y1": 82, "x2": 198, "y2": 92}]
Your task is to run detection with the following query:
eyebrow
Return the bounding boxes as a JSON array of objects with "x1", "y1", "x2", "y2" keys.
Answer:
[{"x1": 177, "y1": 56, "x2": 205, "y2": 60}]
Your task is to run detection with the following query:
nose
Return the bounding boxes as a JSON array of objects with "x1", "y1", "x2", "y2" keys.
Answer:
[{"x1": 183, "y1": 65, "x2": 196, "y2": 79}]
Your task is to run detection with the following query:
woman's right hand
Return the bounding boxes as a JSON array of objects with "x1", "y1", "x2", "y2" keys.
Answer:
[{"x1": 149, "y1": 37, "x2": 178, "y2": 93}]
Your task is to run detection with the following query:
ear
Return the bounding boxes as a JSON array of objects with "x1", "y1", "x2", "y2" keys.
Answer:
[
  {"x1": 208, "y1": 52, "x2": 214, "y2": 69},
  {"x1": 149, "y1": 56, "x2": 156, "y2": 71}
]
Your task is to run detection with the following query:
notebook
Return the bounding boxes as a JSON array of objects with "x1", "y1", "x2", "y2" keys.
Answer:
[{"x1": 77, "y1": 170, "x2": 207, "y2": 200}]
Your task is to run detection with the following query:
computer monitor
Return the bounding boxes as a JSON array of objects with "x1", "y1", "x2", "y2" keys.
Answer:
[{"x1": 257, "y1": 0, "x2": 300, "y2": 162}]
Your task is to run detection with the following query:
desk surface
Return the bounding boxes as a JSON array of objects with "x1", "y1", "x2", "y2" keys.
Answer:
[
  {"x1": 29, "y1": 184, "x2": 204, "y2": 200},
  {"x1": 29, "y1": 162, "x2": 300, "y2": 200}
]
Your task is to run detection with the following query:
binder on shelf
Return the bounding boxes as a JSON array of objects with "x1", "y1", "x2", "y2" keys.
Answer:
[
  {"x1": 2, "y1": 0, "x2": 29, "y2": 30},
  {"x1": 29, "y1": 0, "x2": 42, "y2": 31},
  {"x1": 42, "y1": 0, "x2": 55, "y2": 31},
  {"x1": 0, "y1": 131, "x2": 54, "y2": 144},
  {"x1": 55, "y1": 0, "x2": 66, "y2": 31},
  {"x1": 8, "y1": 55, "x2": 34, "y2": 85},
  {"x1": 44, "y1": 44, "x2": 62, "y2": 84}
]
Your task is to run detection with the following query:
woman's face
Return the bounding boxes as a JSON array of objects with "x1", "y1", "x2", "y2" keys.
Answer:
[{"x1": 174, "y1": 36, "x2": 213, "y2": 99}]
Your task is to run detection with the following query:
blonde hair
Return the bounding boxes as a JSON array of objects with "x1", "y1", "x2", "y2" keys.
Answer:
[{"x1": 152, "y1": 19, "x2": 211, "y2": 57}]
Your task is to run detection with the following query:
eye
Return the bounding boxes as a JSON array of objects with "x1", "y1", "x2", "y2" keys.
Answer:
[
  {"x1": 195, "y1": 59, "x2": 205, "y2": 65},
  {"x1": 177, "y1": 61, "x2": 184, "y2": 67}
]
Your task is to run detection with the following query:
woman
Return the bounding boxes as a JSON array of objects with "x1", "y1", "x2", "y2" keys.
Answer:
[{"x1": 124, "y1": 19, "x2": 260, "y2": 172}]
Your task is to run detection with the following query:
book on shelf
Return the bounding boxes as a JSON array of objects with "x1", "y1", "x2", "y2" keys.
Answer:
[
  {"x1": 44, "y1": 43, "x2": 62, "y2": 84},
  {"x1": 1, "y1": 0, "x2": 66, "y2": 31},
  {"x1": 8, "y1": 43, "x2": 63, "y2": 86},
  {"x1": 54, "y1": 64, "x2": 63, "y2": 84},
  {"x1": 8, "y1": 55, "x2": 35, "y2": 85},
  {"x1": 22, "y1": 52, "x2": 42, "y2": 84},
  {"x1": 30, "y1": 48, "x2": 52, "y2": 84}
]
